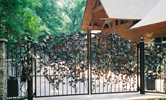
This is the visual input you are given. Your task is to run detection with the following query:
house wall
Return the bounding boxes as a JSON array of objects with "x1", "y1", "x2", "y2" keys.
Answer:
[
  {"x1": 138, "y1": 21, "x2": 166, "y2": 39},
  {"x1": 101, "y1": 20, "x2": 140, "y2": 42},
  {"x1": 101, "y1": 20, "x2": 166, "y2": 43}
]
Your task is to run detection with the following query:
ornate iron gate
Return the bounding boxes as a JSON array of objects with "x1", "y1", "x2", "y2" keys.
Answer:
[
  {"x1": 33, "y1": 33, "x2": 89, "y2": 97},
  {"x1": 89, "y1": 33, "x2": 139, "y2": 94},
  {"x1": 5, "y1": 32, "x2": 140, "y2": 100}
]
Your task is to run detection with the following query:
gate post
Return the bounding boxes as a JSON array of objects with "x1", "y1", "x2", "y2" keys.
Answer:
[
  {"x1": 0, "y1": 39, "x2": 7, "y2": 100},
  {"x1": 87, "y1": 31, "x2": 90, "y2": 94},
  {"x1": 89, "y1": 33, "x2": 92, "y2": 94},
  {"x1": 27, "y1": 36, "x2": 33, "y2": 100},
  {"x1": 140, "y1": 37, "x2": 145, "y2": 94}
]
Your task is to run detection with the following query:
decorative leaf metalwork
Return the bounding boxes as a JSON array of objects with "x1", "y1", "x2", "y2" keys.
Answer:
[
  {"x1": 91, "y1": 33, "x2": 138, "y2": 92},
  {"x1": 35, "y1": 32, "x2": 88, "y2": 93}
]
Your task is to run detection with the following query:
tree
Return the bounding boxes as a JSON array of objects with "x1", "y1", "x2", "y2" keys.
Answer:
[
  {"x1": 143, "y1": 32, "x2": 154, "y2": 43},
  {"x1": 0, "y1": 0, "x2": 41, "y2": 42},
  {"x1": 0, "y1": 0, "x2": 87, "y2": 42},
  {"x1": 59, "y1": 0, "x2": 87, "y2": 34},
  {"x1": 35, "y1": 0, "x2": 64, "y2": 40}
]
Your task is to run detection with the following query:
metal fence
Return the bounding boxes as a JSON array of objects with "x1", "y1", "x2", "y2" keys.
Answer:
[
  {"x1": 144, "y1": 42, "x2": 166, "y2": 93},
  {"x1": 5, "y1": 32, "x2": 166, "y2": 100},
  {"x1": 6, "y1": 42, "x2": 28, "y2": 100}
]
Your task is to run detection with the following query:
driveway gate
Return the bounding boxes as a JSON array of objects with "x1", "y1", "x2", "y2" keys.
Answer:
[
  {"x1": 5, "y1": 32, "x2": 142, "y2": 100},
  {"x1": 33, "y1": 33, "x2": 89, "y2": 97},
  {"x1": 90, "y1": 33, "x2": 138, "y2": 94}
]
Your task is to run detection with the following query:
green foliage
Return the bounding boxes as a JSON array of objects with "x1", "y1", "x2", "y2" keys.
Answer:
[
  {"x1": 36, "y1": 0, "x2": 63, "y2": 38},
  {"x1": 0, "y1": 0, "x2": 87, "y2": 42},
  {"x1": 59, "y1": 0, "x2": 87, "y2": 33},
  {"x1": 0, "y1": 0, "x2": 41, "y2": 42}
]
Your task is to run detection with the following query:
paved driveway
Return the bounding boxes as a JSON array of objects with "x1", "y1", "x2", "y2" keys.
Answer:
[{"x1": 34, "y1": 92, "x2": 166, "y2": 100}]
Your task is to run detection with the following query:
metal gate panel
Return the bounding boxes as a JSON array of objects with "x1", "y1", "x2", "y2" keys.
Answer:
[
  {"x1": 5, "y1": 32, "x2": 141, "y2": 100},
  {"x1": 90, "y1": 33, "x2": 139, "y2": 94},
  {"x1": 33, "y1": 33, "x2": 89, "y2": 97}
]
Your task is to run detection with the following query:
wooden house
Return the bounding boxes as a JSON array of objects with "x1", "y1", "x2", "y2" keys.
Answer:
[{"x1": 81, "y1": 0, "x2": 166, "y2": 45}]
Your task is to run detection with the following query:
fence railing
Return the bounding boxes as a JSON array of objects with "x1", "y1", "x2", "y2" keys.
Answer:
[{"x1": 2, "y1": 33, "x2": 166, "y2": 100}]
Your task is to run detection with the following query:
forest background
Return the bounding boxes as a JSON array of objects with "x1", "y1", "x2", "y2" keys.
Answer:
[{"x1": 0, "y1": 0, "x2": 87, "y2": 42}]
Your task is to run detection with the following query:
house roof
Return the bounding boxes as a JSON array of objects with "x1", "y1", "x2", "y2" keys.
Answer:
[
  {"x1": 100, "y1": 0, "x2": 160, "y2": 20},
  {"x1": 81, "y1": 0, "x2": 165, "y2": 31},
  {"x1": 81, "y1": 0, "x2": 106, "y2": 30},
  {"x1": 131, "y1": 0, "x2": 166, "y2": 29}
]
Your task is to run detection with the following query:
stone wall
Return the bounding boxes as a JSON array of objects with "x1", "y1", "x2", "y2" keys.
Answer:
[{"x1": 0, "y1": 39, "x2": 7, "y2": 100}]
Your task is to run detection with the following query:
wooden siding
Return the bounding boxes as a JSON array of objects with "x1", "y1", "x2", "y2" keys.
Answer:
[
  {"x1": 138, "y1": 21, "x2": 166, "y2": 40},
  {"x1": 81, "y1": 0, "x2": 95, "y2": 30},
  {"x1": 81, "y1": 0, "x2": 166, "y2": 43},
  {"x1": 102, "y1": 21, "x2": 166, "y2": 43}
]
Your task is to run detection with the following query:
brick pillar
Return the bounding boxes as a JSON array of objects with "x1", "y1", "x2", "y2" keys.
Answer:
[{"x1": 0, "y1": 39, "x2": 7, "y2": 100}]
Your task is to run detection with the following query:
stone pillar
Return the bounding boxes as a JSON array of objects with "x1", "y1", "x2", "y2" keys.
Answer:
[
  {"x1": 163, "y1": 57, "x2": 166, "y2": 92},
  {"x1": 0, "y1": 39, "x2": 7, "y2": 100}
]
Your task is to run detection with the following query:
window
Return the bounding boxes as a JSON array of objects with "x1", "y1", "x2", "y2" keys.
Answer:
[
  {"x1": 163, "y1": 37, "x2": 166, "y2": 41},
  {"x1": 103, "y1": 22, "x2": 113, "y2": 29},
  {"x1": 120, "y1": 20, "x2": 129, "y2": 24},
  {"x1": 103, "y1": 24, "x2": 109, "y2": 29},
  {"x1": 116, "y1": 20, "x2": 118, "y2": 26},
  {"x1": 155, "y1": 37, "x2": 162, "y2": 52},
  {"x1": 154, "y1": 36, "x2": 166, "y2": 52},
  {"x1": 93, "y1": 23, "x2": 98, "y2": 26},
  {"x1": 162, "y1": 36, "x2": 166, "y2": 52},
  {"x1": 133, "y1": 20, "x2": 140, "y2": 25},
  {"x1": 155, "y1": 37, "x2": 161, "y2": 43},
  {"x1": 127, "y1": 20, "x2": 140, "y2": 29}
]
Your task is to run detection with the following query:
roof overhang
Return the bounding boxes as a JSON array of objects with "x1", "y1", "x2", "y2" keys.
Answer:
[
  {"x1": 131, "y1": 0, "x2": 166, "y2": 29},
  {"x1": 81, "y1": 0, "x2": 95, "y2": 30},
  {"x1": 100, "y1": 0, "x2": 160, "y2": 20},
  {"x1": 81, "y1": 0, "x2": 164, "y2": 31}
]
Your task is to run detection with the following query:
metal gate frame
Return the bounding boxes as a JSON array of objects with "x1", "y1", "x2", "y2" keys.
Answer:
[
  {"x1": 33, "y1": 33, "x2": 89, "y2": 98},
  {"x1": 7, "y1": 32, "x2": 165, "y2": 100},
  {"x1": 32, "y1": 32, "x2": 140, "y2": 98},
  {"x1": 89, "y1": 33, "x2": 139, "y2": 94}
]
